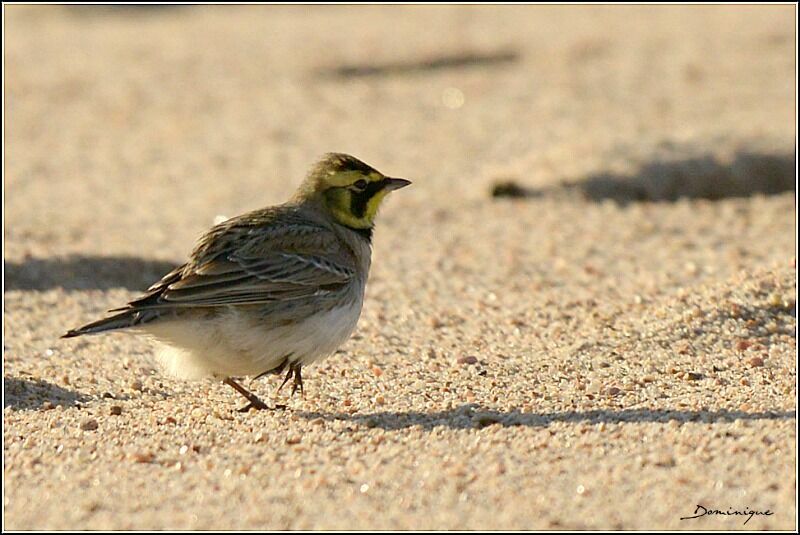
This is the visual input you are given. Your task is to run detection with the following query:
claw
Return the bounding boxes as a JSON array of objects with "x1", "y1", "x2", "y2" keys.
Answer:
[
  {"x1": 277, "y1": 366, "x2": 294, "y2": 392},
  {"x1": 291, "y1": 364, "x2": 304, "y2": 397},
  {"x1": 237, "y1": 399, "x2": 270, "y2": 412},
  {"x1": 224, "y1": 377, "x2": 280, "y2": 412}
]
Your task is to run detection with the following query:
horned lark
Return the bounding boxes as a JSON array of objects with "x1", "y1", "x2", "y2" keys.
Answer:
[{"x1": 63, "y1": 153, "x2": 411, "y2": 411}]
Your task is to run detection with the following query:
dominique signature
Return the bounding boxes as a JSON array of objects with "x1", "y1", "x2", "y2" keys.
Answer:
[{"x1": 680, "y1": 504, "x2": 774, "y2": 525}]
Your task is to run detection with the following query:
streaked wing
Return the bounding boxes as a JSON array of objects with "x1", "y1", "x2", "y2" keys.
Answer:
[{"x1": 126, "y1": 216, "x2": 356, "y2": 309}]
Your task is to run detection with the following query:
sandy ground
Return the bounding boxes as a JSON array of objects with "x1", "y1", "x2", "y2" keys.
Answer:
[{"x1": 3, "y1": 5, "x2": 797, "y2": 530}]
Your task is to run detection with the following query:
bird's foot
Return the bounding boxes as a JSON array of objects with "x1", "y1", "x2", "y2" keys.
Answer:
[
  {"x1": 291, "y1": 365, "x2": 304, "y2": 398},
  {"x1": 278, "y1": 363, "x2": 304, "y2": 398},
  {"x1": 237, "y1": 399, "x2": 286, "y2": 412},
  {"x1": 224, "y1": 377, "x2": 284, "y2": 413}
]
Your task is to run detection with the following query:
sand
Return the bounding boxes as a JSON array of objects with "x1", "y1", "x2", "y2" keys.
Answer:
[{"x1": 3, "y1": 5, "x2": 796, "y2": 530}]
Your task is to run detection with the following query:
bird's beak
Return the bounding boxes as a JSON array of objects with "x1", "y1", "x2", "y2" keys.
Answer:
[{"x1": 383, "y1": 177, "x2": 412, "y2": 191}]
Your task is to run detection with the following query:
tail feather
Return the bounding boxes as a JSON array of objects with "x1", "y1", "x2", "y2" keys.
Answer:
[{"x1": 62, "y1": 309, "x2": 153, "y2": 338}]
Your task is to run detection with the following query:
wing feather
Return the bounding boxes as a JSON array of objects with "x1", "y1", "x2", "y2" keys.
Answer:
[{"x1": 124, "y1": 212, "x2": 356, "y2": 310}]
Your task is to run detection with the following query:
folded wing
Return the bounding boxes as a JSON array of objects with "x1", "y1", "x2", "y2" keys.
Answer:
[{"x1": 123, "y1": 218, "x2": 355, "y2": 310}]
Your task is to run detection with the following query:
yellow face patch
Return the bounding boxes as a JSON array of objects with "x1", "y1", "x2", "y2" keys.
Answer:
[
  {"x1": 322, "y1": 171, "x2": 392, "y2": 229},
  {"x1": 321, "y1": 170, "x2": 383, "y2": 188}
]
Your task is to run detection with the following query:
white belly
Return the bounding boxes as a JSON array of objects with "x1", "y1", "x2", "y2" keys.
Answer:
[{"x1": 144, "y1": 300, "x2": 363, "y2": 380}]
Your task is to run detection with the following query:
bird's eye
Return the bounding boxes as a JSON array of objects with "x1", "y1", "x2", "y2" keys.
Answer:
[{"x1": 353, "y1": 179, "x2": 368, "y2": 191}]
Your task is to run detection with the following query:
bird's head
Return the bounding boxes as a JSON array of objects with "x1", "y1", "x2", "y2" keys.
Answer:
[{"x1": 296, "y1": 153, "x2": 411, "y2": 230}]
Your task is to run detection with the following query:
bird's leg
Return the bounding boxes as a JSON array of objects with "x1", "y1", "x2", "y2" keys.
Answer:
[
  {"x1": 223, "y1": 377, "x2": 277, "y2": 412},
  {"x1": 277, "y1": 365, "x2": 294, "y2": 393},
  {"x1": 291, "y1": 364, "x2": 304, "y2": 397}
]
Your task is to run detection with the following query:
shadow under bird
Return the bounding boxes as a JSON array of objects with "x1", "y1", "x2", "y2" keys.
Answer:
[{"x1": 63, "y1": 153, "x2": 411, "y2": 411}]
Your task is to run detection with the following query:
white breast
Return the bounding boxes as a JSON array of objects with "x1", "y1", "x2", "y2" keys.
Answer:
[{"x1": 146, "y1": 298, "x2": 364, "y2": 380}]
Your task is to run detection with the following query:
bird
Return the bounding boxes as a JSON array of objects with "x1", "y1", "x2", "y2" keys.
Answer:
[{"x1": 63, "y1": 153, "x2": 411, "y2": 411}]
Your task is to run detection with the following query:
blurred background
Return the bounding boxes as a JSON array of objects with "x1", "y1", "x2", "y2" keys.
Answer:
[
  {"x1": 4, "y1": 5, "x2": 797, "y2": 530},
  {"x1": 5, "y1": 5, "x2": 795, "y2": 261}
]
